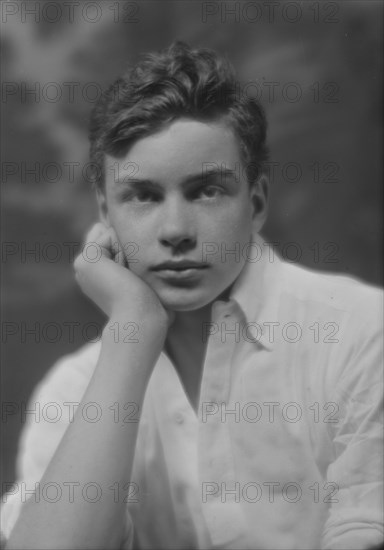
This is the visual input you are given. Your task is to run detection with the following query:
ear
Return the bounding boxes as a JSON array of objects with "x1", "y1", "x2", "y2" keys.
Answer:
[
  {"x1": 250, "y1": 173, "x2": 269, "y2": 232},
  {"x1": 96, "y1": 189, "x2": 111, "y2": 227}
]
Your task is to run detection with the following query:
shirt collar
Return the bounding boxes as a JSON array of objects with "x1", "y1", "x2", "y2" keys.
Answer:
[{"x1": 213, "y1": 232, "x2": 282, "y2": 351}]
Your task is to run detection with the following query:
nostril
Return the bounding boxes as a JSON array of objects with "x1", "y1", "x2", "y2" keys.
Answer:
[{"x1": 160, "y1": 236, "x2": 196, "y2": 252}]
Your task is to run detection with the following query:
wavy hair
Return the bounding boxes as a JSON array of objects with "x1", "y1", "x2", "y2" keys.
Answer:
[{"x1": 89, "y1": 41, "x2": 269, "y2": 190}]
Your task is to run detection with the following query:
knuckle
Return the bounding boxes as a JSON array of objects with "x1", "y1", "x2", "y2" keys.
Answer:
[{"x1": 73, "y1": 254, "x2": 85, "y2": 272}]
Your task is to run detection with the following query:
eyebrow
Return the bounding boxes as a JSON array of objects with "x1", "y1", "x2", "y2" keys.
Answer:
[{"x1": 115, "y1": 167, "x2": 237, "y2": 187}]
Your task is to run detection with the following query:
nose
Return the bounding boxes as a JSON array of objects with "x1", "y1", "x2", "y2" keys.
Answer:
[{"x1": 158, "y1": 195, "x2": 197, "y2": 252}]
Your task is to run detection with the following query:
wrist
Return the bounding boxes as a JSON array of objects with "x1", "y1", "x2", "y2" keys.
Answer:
[
  {"x1": 98, "y1": 319, "x2": 166, "y2": 383},
  {"x1": 109, "y1": 300, "x2": 169, "y2": 331},
  {"x1": 102, "y1": 310, "x2": 167, "y2": 351}
]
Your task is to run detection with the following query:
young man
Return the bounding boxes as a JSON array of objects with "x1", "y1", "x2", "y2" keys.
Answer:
[{"x1": 1, "y1": 42, "x2": 383, "y2": 550}]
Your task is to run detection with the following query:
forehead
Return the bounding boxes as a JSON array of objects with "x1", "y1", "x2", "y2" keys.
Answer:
[{"x1": 105, "y1": 117, "x2": 242, "y2": 184}]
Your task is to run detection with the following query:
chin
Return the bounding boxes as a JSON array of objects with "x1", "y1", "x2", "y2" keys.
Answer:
[{"x1": 156, "y1": 288, "x2": 219, "y2": 312}]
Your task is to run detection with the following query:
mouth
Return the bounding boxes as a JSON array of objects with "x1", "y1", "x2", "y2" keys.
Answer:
[
  {"x1": 151, "y1": 261, "x2": 210, "y2": 271},
  {"x1": 150, "y1": 261, "x2": 210, "y2": 281}
]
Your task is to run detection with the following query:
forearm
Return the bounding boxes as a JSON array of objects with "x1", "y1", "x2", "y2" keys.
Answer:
[{"x1": 6, "y1": 317, "x2": 165, "y2": 550}]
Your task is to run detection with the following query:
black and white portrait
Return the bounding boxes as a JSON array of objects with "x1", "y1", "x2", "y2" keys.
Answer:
[{"x1": 1, "y1": 2, "x2": 383, "y2": 549}]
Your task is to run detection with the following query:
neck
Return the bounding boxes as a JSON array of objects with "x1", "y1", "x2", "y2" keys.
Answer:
[
  {"x1": 168, "y1": 304, "x2": 212, "y2": 338},
  {"x1": 165, "y1": 283, "x2": 234, "y2": 353},
  {"x1": 164, "y1": 306, "x2": 211, "y2": 412},
  {"x1": 164, "y1": 288, "x2": 233, "y2": 411}
]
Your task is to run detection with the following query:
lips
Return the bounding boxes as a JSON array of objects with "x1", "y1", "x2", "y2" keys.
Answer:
[
  {"x1": 151, "y1": 261, "x2": 209, "y2": 271},
  {"x1": 150, "y1": 260, "x2": 210, "y2": 283}
]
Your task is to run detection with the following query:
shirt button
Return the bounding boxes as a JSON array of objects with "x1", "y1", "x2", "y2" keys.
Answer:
[{"x1": 174, "y1": 412, "x2": 184, "y2": 424}]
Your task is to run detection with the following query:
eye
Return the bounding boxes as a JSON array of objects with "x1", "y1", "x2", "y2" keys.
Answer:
[
  {"x1": 197, "y1": 185, "x2": 224, "y2": 199},
  {"x1": 134, "y1": 190, "x2": 159, "y2": 202},
  {"x1": 121, "y1": 190, "x2": 160, "y2": 203}
]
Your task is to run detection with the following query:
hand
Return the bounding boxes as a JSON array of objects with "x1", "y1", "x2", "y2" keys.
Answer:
[{"x1": 74, "y1": 223, "x2": 175, "y2": 329}]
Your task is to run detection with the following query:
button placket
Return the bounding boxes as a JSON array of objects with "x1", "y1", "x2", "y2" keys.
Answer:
[{"x1": 198, "y1": 304, "x2": 249, "y2": 548}]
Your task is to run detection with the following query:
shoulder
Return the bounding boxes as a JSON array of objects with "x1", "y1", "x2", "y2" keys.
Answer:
[
  {"x1": 279, "y1": 261, "x2": 383, "y2": 390},
  {"x1": 278, "y1": 259, "x2": 383, "y2": 322},
  {"x1": 15, "y1": 341, "x2": 103, "y2": 468},
  {"x1": 274, "y1": 260, "x2": 382, "y2": 382}
]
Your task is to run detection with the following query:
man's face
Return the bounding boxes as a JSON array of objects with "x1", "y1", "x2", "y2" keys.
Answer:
[{"x1": 101, "y1": 117, "x2": 267, "y2": 311}]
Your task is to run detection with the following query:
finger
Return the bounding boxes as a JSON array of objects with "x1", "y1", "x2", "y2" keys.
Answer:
[
  {"x1": 95, "y1": 226, "x2": 126, "y2": 264},
  {"x1": 108, "y1": 228, "x2": 126, "y2": 266},
  {"x1": 83, "y1": 223, "x2": 107, "y2": 248},
  {"x1": 97, "y1": 228, "x2": 117, "y2": 259},
  {"x1": 114, "y1": 248, "x2": 125, "y2": 266},
  {"x1": 82, "y1": 223, "x2": 113, "y2": 261},
  {"x1": 82, "y1": 224, "x2": 125, "y2": 264}
]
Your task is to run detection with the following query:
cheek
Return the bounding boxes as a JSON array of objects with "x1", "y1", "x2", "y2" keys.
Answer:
[
  {"x1": 110, "y1": 206, "x2": 151, "y2": 244},
  {"x1": 203, "y1": 208, "x2": 254, "y2": 276},
  {"x1": 107, "y1": 211, "x2": 149, "y2": 272},
  {"x1": 207, "y1": 200, "x2": 254, "y2": 243}
]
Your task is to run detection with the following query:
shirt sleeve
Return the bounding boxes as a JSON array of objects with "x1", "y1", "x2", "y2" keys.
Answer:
[
  {"x1": 1, "y1": 343, "x2": 133, "y2": 549},
  {"x1": 321, "y1": 301, "x2": 384, "y2": 549},
  {"x1": 1, "y1": 355, "x2": 76, "y2": 542}
]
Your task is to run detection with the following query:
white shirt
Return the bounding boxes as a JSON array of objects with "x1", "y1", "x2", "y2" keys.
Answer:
[{"x1": 1, "y1": 236, "x2": 383, "y2": 549}]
